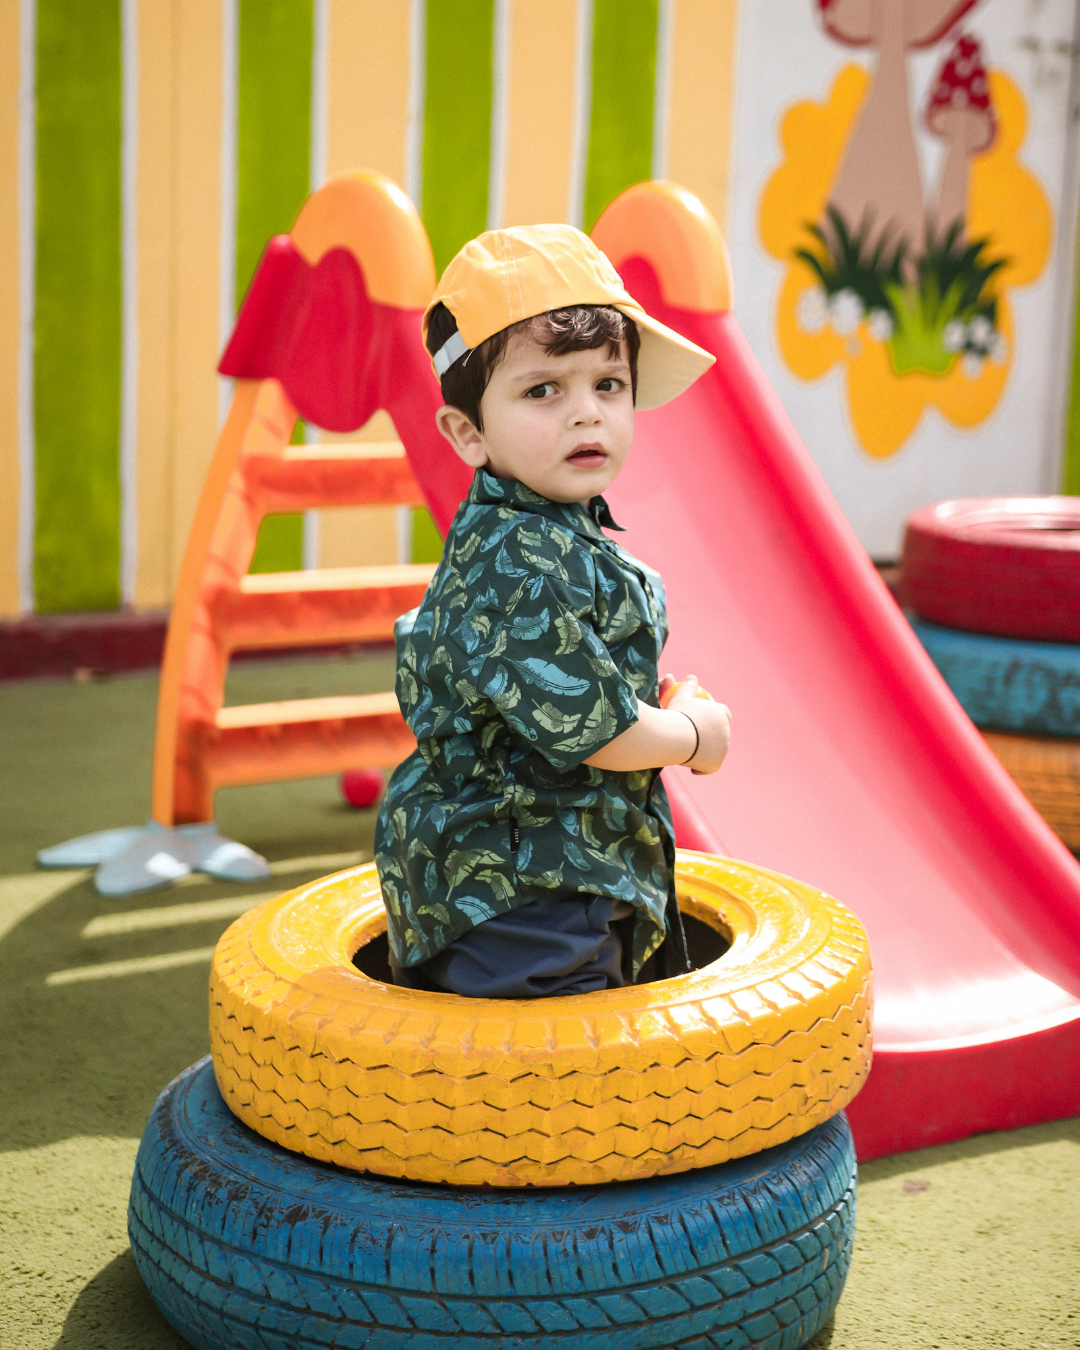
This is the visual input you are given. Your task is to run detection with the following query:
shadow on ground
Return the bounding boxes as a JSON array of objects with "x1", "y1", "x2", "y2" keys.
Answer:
[
  {"x1": 0, "y1": 651, "x2": 395, "y2": 874},
  {"x1": 52, "y1": 1252, "x2": 187, "y2": 1350},
  {"x1": 0, "y1": 654, "x2": 391, "y2": 1150}
]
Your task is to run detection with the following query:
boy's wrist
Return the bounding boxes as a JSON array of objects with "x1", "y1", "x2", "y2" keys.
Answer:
[{"x1": 676, "y1": 710, "x2": 700, "y2": 765}]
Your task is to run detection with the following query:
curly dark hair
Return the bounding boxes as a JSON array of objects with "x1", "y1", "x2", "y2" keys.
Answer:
[{"x1": 425, "y1": 303, "x2": 640, "y2": 431}]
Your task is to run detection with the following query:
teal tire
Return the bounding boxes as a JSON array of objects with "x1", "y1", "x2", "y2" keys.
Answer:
[
  {"x1": 912, "y1": 618, "x2": 1080, "y2": 736},
  {"x1": 129, "y1": 1058, "x2": 856, "y2": 1350}
]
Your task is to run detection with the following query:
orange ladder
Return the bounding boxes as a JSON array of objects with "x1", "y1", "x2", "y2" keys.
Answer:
[
  {"x1": 150, "y1": 378, "x2": 433, "y2": 826},
  {"x1": 150, "y1": 177, "x2": 440, "y2": 829}
]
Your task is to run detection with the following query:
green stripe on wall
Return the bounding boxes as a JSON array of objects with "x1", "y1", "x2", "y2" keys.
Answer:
[
  {"x1": 236, "y1": 0, "x2": 313, "y2": 305},
  {"x1": 34, "y1": 0, "x2": 123, "y2": 612},
  {"x1": 1063, "y1": 222, "x2": 1080, "y2": 491},
  {"x1": 237, "y1": 0, "x2": 313, "y2": 574},
  {"x1": 411, "y1": 507, "x2": 444, "y2": 563},
  {"x1": 249, "y1": 416, "x2": 306, "y2": 573},
  {"x1": 415, "y1": 0, "x2": 495, "y2": 561},
  {"x1": 584, "y1": 0, "x2": 658, "y2": 232},
  {"x1": 422, "y1": 0, "x2": 494, "y2": 276}
]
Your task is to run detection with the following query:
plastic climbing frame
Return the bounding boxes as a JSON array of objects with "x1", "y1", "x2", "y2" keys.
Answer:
[{"x1": 151, "y1": 172, "x2": 453, "y2": 828}]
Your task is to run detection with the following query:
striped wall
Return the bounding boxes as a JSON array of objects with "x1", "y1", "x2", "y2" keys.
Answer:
[{"x1": 0, "y1": 0, "x2": 739, "y2": 617}]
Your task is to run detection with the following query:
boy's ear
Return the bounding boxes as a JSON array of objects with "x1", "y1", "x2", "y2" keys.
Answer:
[{"x1": 435, "y1": 405, "x2": 488, "y2": 468}]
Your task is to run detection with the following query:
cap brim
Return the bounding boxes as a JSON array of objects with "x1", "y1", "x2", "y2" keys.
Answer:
[{"x1": 616, "y1": 306, "x2": 716, "y2": 411}]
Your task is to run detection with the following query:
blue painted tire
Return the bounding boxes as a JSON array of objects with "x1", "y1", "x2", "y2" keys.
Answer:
[
  {"x1": 129, "y1": 1059, "x2": 856, "y2": 1350},
  {"x1": 912, "y1": 618, "x2": 1080, "y2": 736}
]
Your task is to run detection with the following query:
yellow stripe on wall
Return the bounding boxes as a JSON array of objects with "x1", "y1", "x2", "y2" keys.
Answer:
[
  {"x1": 500, "y1": 0, "x2": 579, "y2": 229},
  {"x1": 325, "y1": 0, "x2": 412, "y2": 184},
  {"x1": 0, "y1": 0, "x2": 22, "y2": 617},
  {"x1": 133, "y1": 0, "x2": 177, "y2": 611},
  {"x1": 131, "y1": 0, "x2": 226, "y2": 609},
  {"x1": 170, "y1": 0, "x2": 226, "y2": 601},
  {"x1": 667, "y1": 0, "x2": 737, "y2": 235},
  {"x1": 317, "y1": 2, "x2": 415, "y2": 572},
  {"x1": 134, "y1": 0, "x2": 226, "y2": 608}
]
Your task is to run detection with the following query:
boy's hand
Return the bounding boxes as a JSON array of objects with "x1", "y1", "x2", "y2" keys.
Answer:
[
  {"x1": 666, "y1": 674, "x2": 731, "y2": 774},
  {"x1": 659, "y1": 673, "x2": 713, "y2": 707},
  {"x1": 584, "y1": 675, "x2": 731, "y2": 773}
]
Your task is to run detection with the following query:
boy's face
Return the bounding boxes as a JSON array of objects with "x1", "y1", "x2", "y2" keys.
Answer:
[{"x1": 435, "y1": 332, "x2": 635, "y2": 504}]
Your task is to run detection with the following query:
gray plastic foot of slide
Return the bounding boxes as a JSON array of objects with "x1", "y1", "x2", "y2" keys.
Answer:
[
  {"x1": 93, "y1": 821, "x2": 271, "y2": 895},
  {"x1": 38, "y1": 821, "x2": 271, "y2": 895},
  {"x1": 37, "y1": 826, "x2": 149, "y2": 869}
]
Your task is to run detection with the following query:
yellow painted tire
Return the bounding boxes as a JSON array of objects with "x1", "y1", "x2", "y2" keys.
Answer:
[{"x1": 209, "y1": 851, "x2": 873, "y2": 1187}]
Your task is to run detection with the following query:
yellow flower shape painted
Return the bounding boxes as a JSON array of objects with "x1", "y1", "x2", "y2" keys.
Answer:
[{"x1": 760, "y1": 65, "x2": 1051, "y2": 459}]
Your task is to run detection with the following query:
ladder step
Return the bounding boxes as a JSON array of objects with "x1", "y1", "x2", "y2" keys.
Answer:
[
  {"x1": 216, "y1": 564, "x2": 436, "y2": 652},
  {"x1": 243, "y1": 441, "x2": 428, "y2": 511},
  {"x1": 215, "y1": 691, "x2": 400, "y2": 729},
  {"x1": 194, "y1": 692, "x2": 414, "y2": 790},
  {"x1": 239, "y1": 563, "x2": 436, "y2": 594},
  {"x1": 281, "y1": 441, "x2": 407, "y2": 462}
]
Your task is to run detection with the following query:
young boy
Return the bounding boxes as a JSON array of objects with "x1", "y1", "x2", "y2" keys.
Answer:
[{"x1": 375, "y1": 224, "x2": 731, "y2": 998}]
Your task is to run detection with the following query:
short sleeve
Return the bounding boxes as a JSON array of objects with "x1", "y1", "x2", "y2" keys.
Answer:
[{"x1": 472, "y1": 520, "x2": 639, "y2": 769}]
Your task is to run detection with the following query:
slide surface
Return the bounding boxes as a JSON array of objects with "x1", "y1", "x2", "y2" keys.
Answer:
[
  {"x1": 228, "y1": 175, "x2": 1080, "y2": 1158},
  {"x1": 597, "y1": 258, "x2": 1080, "y2": 1157}
]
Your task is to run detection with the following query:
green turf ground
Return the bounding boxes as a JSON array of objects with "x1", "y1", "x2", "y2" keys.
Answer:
[{"x1": 1, "y1": 656, "x2": 1078, "y2": 1348}]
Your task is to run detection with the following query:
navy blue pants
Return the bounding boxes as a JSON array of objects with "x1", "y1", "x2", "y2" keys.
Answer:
[{"x1": 392, "y1": 893, "x2": 634, "y2": 999}]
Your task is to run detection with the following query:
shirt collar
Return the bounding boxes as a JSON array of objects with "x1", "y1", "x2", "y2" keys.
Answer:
[{"x1": 468, "y1": 467, "x2": 626, "y2": 537}]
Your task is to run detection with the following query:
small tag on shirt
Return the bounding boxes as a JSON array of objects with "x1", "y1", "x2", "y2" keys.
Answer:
[{"x1": 510, "y1": 819, "x2": 520, "y2": 855}]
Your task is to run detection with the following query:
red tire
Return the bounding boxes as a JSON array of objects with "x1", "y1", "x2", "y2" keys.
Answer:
[{"x1": 902, "y1": 497, "x2": 1080, "y2": 642}]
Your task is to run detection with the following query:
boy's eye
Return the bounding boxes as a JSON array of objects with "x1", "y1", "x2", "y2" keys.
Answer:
[
  {"x1": 524, "y1": 383, "x2": 557, "y2": 399},
  {"x1": 596, "y1": 377, "x2": 624, "y2": 392}
]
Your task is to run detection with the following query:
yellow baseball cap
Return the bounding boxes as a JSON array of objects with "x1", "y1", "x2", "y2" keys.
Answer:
[{"x1": 422, "y1": 224, "x2": 715, "y2": 410}]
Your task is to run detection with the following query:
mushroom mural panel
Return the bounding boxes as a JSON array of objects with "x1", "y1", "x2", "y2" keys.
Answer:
[
  {"x1": 759, "y1": 6, "x2": 1051, "y2": 459},
  {"x1": 818, "y1": 0, "x2": 980, "y2": 270}
]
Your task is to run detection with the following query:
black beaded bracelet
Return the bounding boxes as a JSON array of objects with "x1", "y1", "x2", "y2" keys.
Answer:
[{"x1": 678, "y1": 711, "x2": 700, "y2": 765}]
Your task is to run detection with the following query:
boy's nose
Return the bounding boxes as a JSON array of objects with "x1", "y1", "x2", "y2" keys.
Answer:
[{"x1": 568, "y1": 392, "x2": 603, "y2": 425}]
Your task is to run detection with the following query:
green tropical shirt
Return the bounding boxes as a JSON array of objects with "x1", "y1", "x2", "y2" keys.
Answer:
[{"x1": 375, "y1": 467, "x2": 676, "y2": 975}]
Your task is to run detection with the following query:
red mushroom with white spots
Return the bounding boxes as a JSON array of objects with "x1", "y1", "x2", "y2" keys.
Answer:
[
  {"x1": 817, "y1": 0, "x2": 980, "y2": 267},
  {"x1": 926, "y1": 33, "x2": 997, "y2": 236}
]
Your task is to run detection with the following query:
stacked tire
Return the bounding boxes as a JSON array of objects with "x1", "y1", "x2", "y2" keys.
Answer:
[
  {"x1": 129, "y1": 853, "x2": 874, "y2": 1350},
  {"x1": 903, "y1": 496, "x2": 1080, "y2": 849}
]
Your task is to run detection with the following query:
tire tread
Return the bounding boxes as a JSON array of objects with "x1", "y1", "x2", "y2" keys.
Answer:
[{"x1": 130, "y1": 1061, "x2": 854, "y2": 1350}]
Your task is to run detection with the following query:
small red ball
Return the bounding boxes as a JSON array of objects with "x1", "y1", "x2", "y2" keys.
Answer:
[{"x1": 340, "y1": 768, "x2": 386, "y2": 810}]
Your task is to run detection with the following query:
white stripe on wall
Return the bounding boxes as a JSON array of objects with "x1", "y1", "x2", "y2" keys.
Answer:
[
  {"x1": 487, "y1": 0, "x2": 510, "y2": 229},
  {"x1": 404, "y1": 0, "x2": 425, "y2": 209},
  {"x1": 652, "y1": 0, "x2": 674, "y2": 182},
  {"x1": 567, "y1": 0, "x2": 593, "y2": 230},
  {"x1": 218, "y1": 0, "x2": 239, "y2": 428},
  {"x1": 305, "y1": 0, "x2": 329, "y2": 569},
  {"x1": 302, "y1": 501, "x2": 320, "y2": 568},
  {"x1": 310, "y1": 0, "x2": 328, "y2": 191},
  {"x1": 396, "y1": 500, "x2": 414, "y2": 565},
  {"x1": 120, "y1": 0, "x2": 138, "y2": 605},
  {"x1": 17, "y1": 0, "x2": 36, "y2": 614}
]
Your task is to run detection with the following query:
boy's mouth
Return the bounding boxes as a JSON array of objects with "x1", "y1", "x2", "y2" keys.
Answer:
[{"x1": 567, "y1": 443, "x2": 607, "y2": 466}]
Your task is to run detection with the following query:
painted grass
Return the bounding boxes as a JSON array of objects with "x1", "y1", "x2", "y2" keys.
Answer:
[{"x1": 1, "y1": 657, "x2": 1078, "y2": 1347}]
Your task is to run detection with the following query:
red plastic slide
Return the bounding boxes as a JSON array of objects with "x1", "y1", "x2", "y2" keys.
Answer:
[
  {"x1": 608, "y1": 258, "x2": 1080, "y2": 1159},
  {"x1": 226, "y1": 174, "x2": 1080, "y2": 1159}
]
